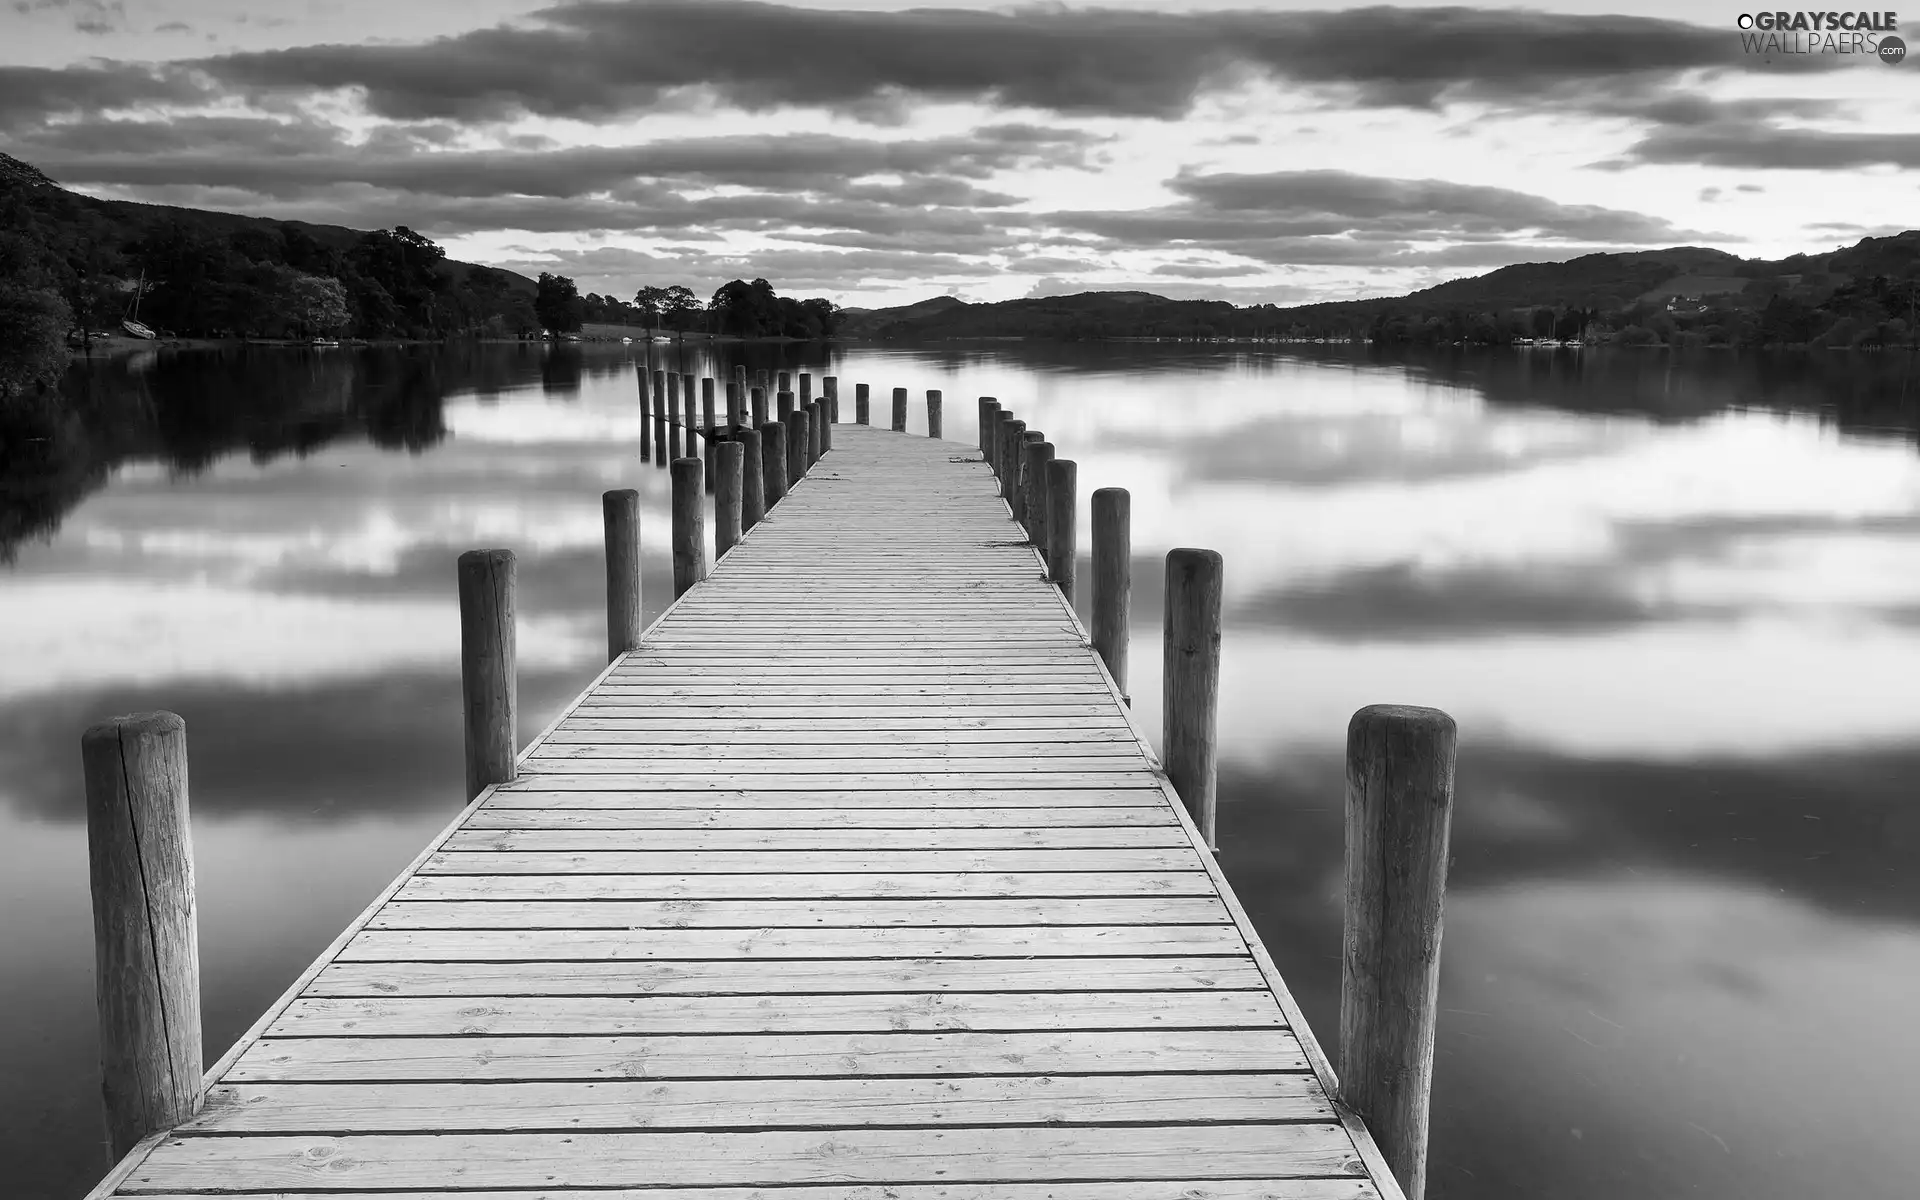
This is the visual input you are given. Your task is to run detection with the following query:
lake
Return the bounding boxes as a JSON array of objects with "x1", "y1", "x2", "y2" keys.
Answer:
[{"x1": 3, "y1": 340, "x2": 1917, "y2": 1198}]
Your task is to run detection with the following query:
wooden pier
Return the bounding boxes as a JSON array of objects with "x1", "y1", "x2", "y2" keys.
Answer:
[{"x1": 85, "y1": 392, "x2": 1453, "y2": 1199}]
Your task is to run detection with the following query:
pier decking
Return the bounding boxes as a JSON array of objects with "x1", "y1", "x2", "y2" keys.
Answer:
[{"x1": 89, "y1": 423, "x2": 1401, "y2": 1198}]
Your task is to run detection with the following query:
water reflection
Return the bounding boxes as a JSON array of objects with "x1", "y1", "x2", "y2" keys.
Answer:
[{"x1": 2, "y1": 341, "x2": 1915, "y2": 1199}]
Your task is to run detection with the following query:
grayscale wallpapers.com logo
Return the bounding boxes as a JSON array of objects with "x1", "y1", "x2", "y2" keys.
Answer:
[{"x1": 1736, "y1": 10, "x2": 1907, "y2": 61}]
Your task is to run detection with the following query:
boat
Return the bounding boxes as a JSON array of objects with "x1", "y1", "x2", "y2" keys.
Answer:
[{"x1": 121, "y1": 270, "x2": 156, "y2": 338}]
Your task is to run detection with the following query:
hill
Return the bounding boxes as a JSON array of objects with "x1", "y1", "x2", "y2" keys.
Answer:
[{"x1": 848, "y1": 233, "x2": 1920, "y2": 349}]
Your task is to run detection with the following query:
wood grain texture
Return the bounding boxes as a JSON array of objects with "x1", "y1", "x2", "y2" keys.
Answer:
[
  {"x1": 1163, "y1": 547, "x2": 1222, "y2": 849},
  {"x1": 1091, "y1": 487, "x2": 1131, "y2": 697},
  {"x1": 601, "y1": 490, "x2": 641, "y2": 662},
  {"x1": 670, "y1": 458, "x2": 706, "y2": 597},
  {"x1": 81, "y1": 711, "x2": 203, "y2": 1159},
  {"x1": 457, "y1": 549, "x2": 517, "y2": 800}
]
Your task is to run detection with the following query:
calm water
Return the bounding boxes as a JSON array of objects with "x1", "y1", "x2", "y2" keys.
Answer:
[{"x1": 4, "y1": 342, "x2": 1918, "y2": 1198}]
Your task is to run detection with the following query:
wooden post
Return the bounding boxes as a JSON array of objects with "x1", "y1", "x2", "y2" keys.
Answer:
[
  {"x1": 682, "y1": 377, "x2": 697, "y2": 480},
  {"x1": 81, "y1": 711, "x2": 201, "y2": 1160},
  {"x1": 1091, "y1": 487, "x2": 1131, "y2": 698},
  {"x1": 761, "y1": 420, "x2": 788, "y2": 507},
  {"x1": 1024, "y1": 440, "x2": 1055, "y2": 555},
  {"x1": 979, "y1": 398, "x2": 999, "y2": 461},
  {"x1": 788, "y1": 408, "x2": 811, "y2": 482},
  {"x1": 665, "y1": 372, "x2": 682, "y2": 461},
  {"x1": 457, "y1": 549, "x2": 517, "y2": 800},
  {"x1": 1000, "y1": 419, "x2": 1026, "y2": 502},
  {"x1": 807, "y1": 400, "x2": 822, "y2": 465},
  {"x1": 856, "y1": 383, "x2": 870, "y2": 425},
  {"x1": 1013, "y1": 430, "x2": 1043, "y2": 527},
  {"x1": 891, "y1": 386, "x2": 908, "y2": 432},
  {"x1": 1163, "y1": 547, "x2": 1221, "y2": 849},
  {"x1": 800, "y1": 373, "x2": 812, "y2": 404},
  {"x1": 701, "y1": 378, "x2": 717, "y2": 493},
  {"x1": 987, "y1": 408, "x2": 1007, "y2": 478},
  {"x1": 818, "y1": 398, "x2": 833, "y2": 454},
  {"x1": 732, "y1": 365, "x2": 748, "y2": 430},
  {"x1": 671, "y1": 458, "x2": 706, "y2": 596},
  {"x1": 739, "y1": 427, "x2": 765, "y2": 532},
  {"x1": 1340, "y1": 705, "x2": 1457, "y2": 1200},
  {"x1": 778, "y1": 370, "x2": 791, "y2": 393},
  {"x1": 714, "y1": 441, "x2": 744, "y2": 559},
  {"x1": 726, "y1": 378, "x2": 742, "y2": 435},
  {"x1": 751, "y1": 386, "x2": 768, "y2": 428},
  {"x1": 777, "y1": 390, "x2": 795, "y2": 423},
  {"x1": 1047, "y1": 458, "x2": 1077, "y2": 603},
  {"x1": 653, "y1": 370, "x2": 669, "y2": 466},
  {"x1": 602, "y1": 490, "x2": 641, "y2": 662},
  {"x1": 823, "y1": 376, "x2": 838, "y2": 422},
  {"x1": 756, "y1": 368, "x2": 770, "y2": 395},
  {"x1": 927, "y1": 389, "x2": 943, "y2": 439},
  {"x1": 638, "y1": 367, "x2": 652, "y2": 460}
]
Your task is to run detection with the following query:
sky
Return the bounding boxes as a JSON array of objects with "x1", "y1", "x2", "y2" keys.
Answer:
[{"x1": 2, "y1": 0, "x2": 1918, "y2": 309}]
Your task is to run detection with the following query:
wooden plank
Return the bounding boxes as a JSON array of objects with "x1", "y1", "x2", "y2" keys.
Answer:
[
  {"x1": 366, "y1": 896, "x2": 1229, "y2": 929},
  {"x1": 266, "y1": 989, "x2": 1278, "y2": 1035},
  {"x1": 334, "y1": 923, "x2": 1249, "y2": 961},
  {"x1": 420, "y1": 849, "x2": 1195, "y2": 873},
  {"x1": 483, "y1": 788, "x2": 1165, "y2": 808},
  {"x1": 464, "y1": 808, "x2": 1176, "y2": 829},
  {"x1": 125, "y1": 1125, "x2": 1360, "y2": 1190},
  {"x1": 186, "y1": 1073, "x2": 1329, "y2": 1134},
  {"x1": 305, "y1": 956, "x2": 1259, "y2": 990},
  {"x1": 125, "y1": 1183, "x2": 1379, "y2": 1200},
  {"x1": 394, "y1": 872, "x2": 1217, "y2": 901},
  {"x1": 569, "y1": 706, "x2": 1127, "y2": 719},
  {"x1": 442, "y1": 827, "x2": 1186, "y2": 851},
  {"x1": 225, "y1": 1029, "x2": 1310, "y2": 1082},
  {"x1": 542, "y1": 728, "x2": 1139, "y2": 746},
  {"x1": 512, "y1": 768, "x2": 1161, "y2": 786},
  {"x1": 528, "y1": 749, "x2": 1143, "y2": 768},
  {"x1": 555, "y1": 716, "x2": 1137, "y2": 732}
]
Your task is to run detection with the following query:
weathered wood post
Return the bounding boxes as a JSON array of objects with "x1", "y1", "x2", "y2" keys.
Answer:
[
  {"x1": 1000, "y1": 419, "x2": 1026, "y2": 503},
  {"x1": 808, "y1": 400, "x2": 824, "y2": 465},
  {"x1": 653, "y1": 370, "x2": 669, "y2": 466},
  {"x1": 788, "y1": 407, "x2": 811, "y2": 482},
  {"x1": 638, "y1": 366, "x2": 652, "y2": 460},
  {"x1": 682, "y1": 375, "x2": 698, "y2": 476},
  {"x1": 979, "y1": 398, "x2": 999, "y2": 461},
  {"x1": 726, "y1": 377, "x2": 742, "y2": 436},
  {"x1": 714, "y1": 441, "x2": 744, "y2": 559},
  {"x1": 665, "y1": 372, "x2": 682, "y2": 461},
  {"x1": 602, "y1": 489, "x2": 641, "y2": 662},
  {"x1": 739, "y1": 427, "x2": 765, "y2": 532},
  {"x1": 732, "y1": 365, "x2": 748, "y2": 430},
  {"x1": 777, "y1": 390, "x2": 795, "y2": 423},
  {"x1": 817, "y1": 397, "x2": 833, "y2": 454},
  {"x1": 1024, "y1": 440, "x2": 1055, "y2": 556},
  {"x1": 761, "y1": 420, "x2": 788, "y2": 507},
  {"x1": 823, "y1": 376, "x2": 838, "y2": 424},
  {"x1": 1340, "y1": 705, "x2": 1457, "y2": 1200},
  {"x1": 751, "y1": 386, "x2": 768, "y2": 428},
  {"x1": 457, "y1": 548, "x2": 517, "y2": 799},
  {"x1": 1091, "y1": 487, "x2": 1131, "y2": 698},
  {"x1": 988, "y1": 408, "x2": 1008, "y2": 479},
  {"x1": 81, "y1": 711, "x2": 201, "y2": 1160},
  {"x1": 927, "y1": 389, "x2": 943, "y2": 439},
  {"x1": 856, "y1": 383, "x2": 871, "y2": 425},
  {"x1": 800, "y1": 373, "x2": 812, "y2": 405},
  {"x1": 670, "y1": 458, "x2": 706, "y2": 597},
  {"x1": 701, "y1": 378, "x2": 717, "y2": 492},
  {"x1": 1047, "y1": 458, "x2": 1077, "y2": 603},
  {"x1": 1013, "y1": 429, "x2": 1043, "y2": 527},
  {"x1": 756, "y1": 368, "x2": 770, "y2": 396},
  {"x1": 778, "y1": 370, "x2": 791, "y2": 392},
  {"x1": 891, "y1": 386, "x2": 908, "y2": 432},
  {"x1": 1163, "y1": 547, "x2": 1222, "y2": 849}
]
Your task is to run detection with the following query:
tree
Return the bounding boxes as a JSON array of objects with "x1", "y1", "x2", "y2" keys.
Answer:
[
  {"x1": 659, "y1": 285, "x2": 699, "y2": 335},
  {"x1": 0, "y1": 282, "x2": 72, "y2": 399},
  {"x1": 288, "y1": 273, "x2": 350, "y2": 336},
  {"x1": 534, "y1": 272, "x2": 582, "y2": 333}
]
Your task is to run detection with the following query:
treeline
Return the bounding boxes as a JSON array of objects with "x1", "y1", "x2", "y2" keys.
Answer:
[{"x1": 533, "y1": 275, "x2": 844, "y2": 339}]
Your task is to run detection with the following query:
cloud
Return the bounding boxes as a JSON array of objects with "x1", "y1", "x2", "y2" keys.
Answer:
[
  {"x1": 0, "y1": 62, "x2": 204, "y2": 124},
  {"x1": 1620, "y1": 126, "x2": 1920, "y2": 170},
  {"x1": 1040, "y1": 169, "x2": 1710, "y2": 271},
  {"x1": 178, "y1": 1, "x2": 1795, "y2": 124}
]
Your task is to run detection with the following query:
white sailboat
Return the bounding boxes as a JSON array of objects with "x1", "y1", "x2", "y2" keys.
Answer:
[{"x1": 121, "y1": 269, "x2": 156, "y2": 339}]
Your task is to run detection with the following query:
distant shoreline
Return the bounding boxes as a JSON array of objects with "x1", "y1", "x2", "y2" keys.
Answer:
[{"x1": 65, "y1": 330, "x2": 826, "y2": 358}]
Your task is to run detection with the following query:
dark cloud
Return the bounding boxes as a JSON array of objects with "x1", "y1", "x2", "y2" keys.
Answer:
[
  {"x1": 176, "y1": 2, "x2": 1796, "y2": 124},
  {"x1": 1619, "y1": 126, "x2": 1920, "y2": 170},
  {"x1": 1041, "y1": 169, "x2": 1711, "y2": 271},
  {"x1": 0, "y1": 62, "x2": 204, "y2": 124}
]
